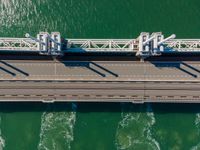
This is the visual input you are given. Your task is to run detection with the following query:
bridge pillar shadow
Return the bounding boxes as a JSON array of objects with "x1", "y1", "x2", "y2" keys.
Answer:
[
  {"x1": 150, "y1": 61, "x2": 200, "y2": 78},
  {"x1": 0, "y1": 60, "x2": 29, "y2": 77},
  {"x1": 58, "y1": 60, "x2": 119, "y2": 78}
]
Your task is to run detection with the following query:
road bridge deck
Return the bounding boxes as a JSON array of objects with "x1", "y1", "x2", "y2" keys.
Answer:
[{"x1": 0, "y1": 60, "x2": 200, "y2": 103}]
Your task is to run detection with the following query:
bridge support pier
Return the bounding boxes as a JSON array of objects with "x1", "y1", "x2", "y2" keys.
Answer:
[
  {"x1": 26, "y1": 32, "x2": 62, "y2": 56},
  {"x1": 37, "y1": 32, "x2": 49, "y2": 55},
  {"x1": 50, "y1": 32, "x2": 62, "y2": 56},
  {"x1": 136, "y1": 32, "x2": 176, "y2": 59}
]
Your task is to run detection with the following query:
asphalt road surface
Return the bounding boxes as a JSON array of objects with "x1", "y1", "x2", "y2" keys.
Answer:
[
  {"x1": 0, "y1": 60, "x2": 200, "y2": 103},
  {"x1": 0, "y1": 60, "x2": 200, "y2": 81}
]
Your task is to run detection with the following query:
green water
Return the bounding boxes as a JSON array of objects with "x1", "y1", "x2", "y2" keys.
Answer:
[{"x1": 0, "y1": 0, "x2": 200, "y2": 149}]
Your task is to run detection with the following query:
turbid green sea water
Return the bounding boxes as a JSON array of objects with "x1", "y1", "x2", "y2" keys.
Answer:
[{"x1": 0, "y1": 0, "x2": 200, "y2": 150}]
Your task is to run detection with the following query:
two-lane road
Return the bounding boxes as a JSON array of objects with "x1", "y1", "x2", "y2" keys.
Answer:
[{"x1": 0, "y1": 60, "x2": 200, "y2": 103}]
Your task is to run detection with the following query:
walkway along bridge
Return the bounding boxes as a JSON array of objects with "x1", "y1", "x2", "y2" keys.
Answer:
[{"x1": 0, "y1": 32, "x2": 200, "y2": 103}]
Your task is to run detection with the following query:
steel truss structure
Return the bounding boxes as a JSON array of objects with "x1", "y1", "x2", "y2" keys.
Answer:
[
  {"x1": 0, "y1": 38, "x2": 38, "y2": 51},
  {"x1": 66, "y1": 39, "x2": 139, "y2": 52},
  {"x1": 0, "y1": 32, "x2": 200, "y2": 58},
  {"x1": 164, "y1": 39, "x2": 200, "y2": 52}
]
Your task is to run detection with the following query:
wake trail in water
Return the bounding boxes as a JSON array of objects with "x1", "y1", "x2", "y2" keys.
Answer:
[
  {"x1": 115, "y1": 103, "x2": 160, "y2": 150},
  {"x1": 38, "y1": 103, "x2": 77, "y2": 150}
]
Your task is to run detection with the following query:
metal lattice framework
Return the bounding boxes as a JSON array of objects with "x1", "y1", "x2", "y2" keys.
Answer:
[
  {"x1": 1, "y1": 32, "x2": 200, "y2": 57},
  {"x1": 164, "y1": 39, "x2": 200, "y2": 52},
  {"x1": 0, "y1": 38, "x2": 39, "y2": 51},
  {"x1": 66, "y1": 39, "x2": 139, "y2": 52}
]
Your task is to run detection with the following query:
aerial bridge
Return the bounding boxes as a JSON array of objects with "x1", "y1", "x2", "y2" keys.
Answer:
[
  {"x1": 0, "y1": 32, "x2": 200, "y2": 58},
  {"x1": 0, "y1": 32, "x2": 200, "y2": 103}
]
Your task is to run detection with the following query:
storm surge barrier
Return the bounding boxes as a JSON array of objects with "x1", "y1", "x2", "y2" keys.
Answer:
[{"x1": 1, "y1": 32, "x2": 200, "y2": 103}]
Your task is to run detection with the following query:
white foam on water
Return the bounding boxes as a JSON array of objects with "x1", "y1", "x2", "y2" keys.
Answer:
[
  {"x1": 190, "y1": 113, "x2": 200, "y2": 150},
  {"x1": 0, "y1": 136, "x2": 5, "y2": 150},
  {"x1": 38, "y1": 103, "x2": 77, "y2": 150},
  {"x1": 115, "y1": 103, "x2": 160, "y2": 150},
  {"x1": 0, "y1": 117, "x2": 5, "y2": 150}
]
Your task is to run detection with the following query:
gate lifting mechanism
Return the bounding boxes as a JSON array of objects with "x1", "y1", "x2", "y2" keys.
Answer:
[
  {"x1": 25, "y1": 32, "x2": 62, "y2": 56},
  {"x1": 136, "y1": 32, "x2": 176, "y2": 59}
]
